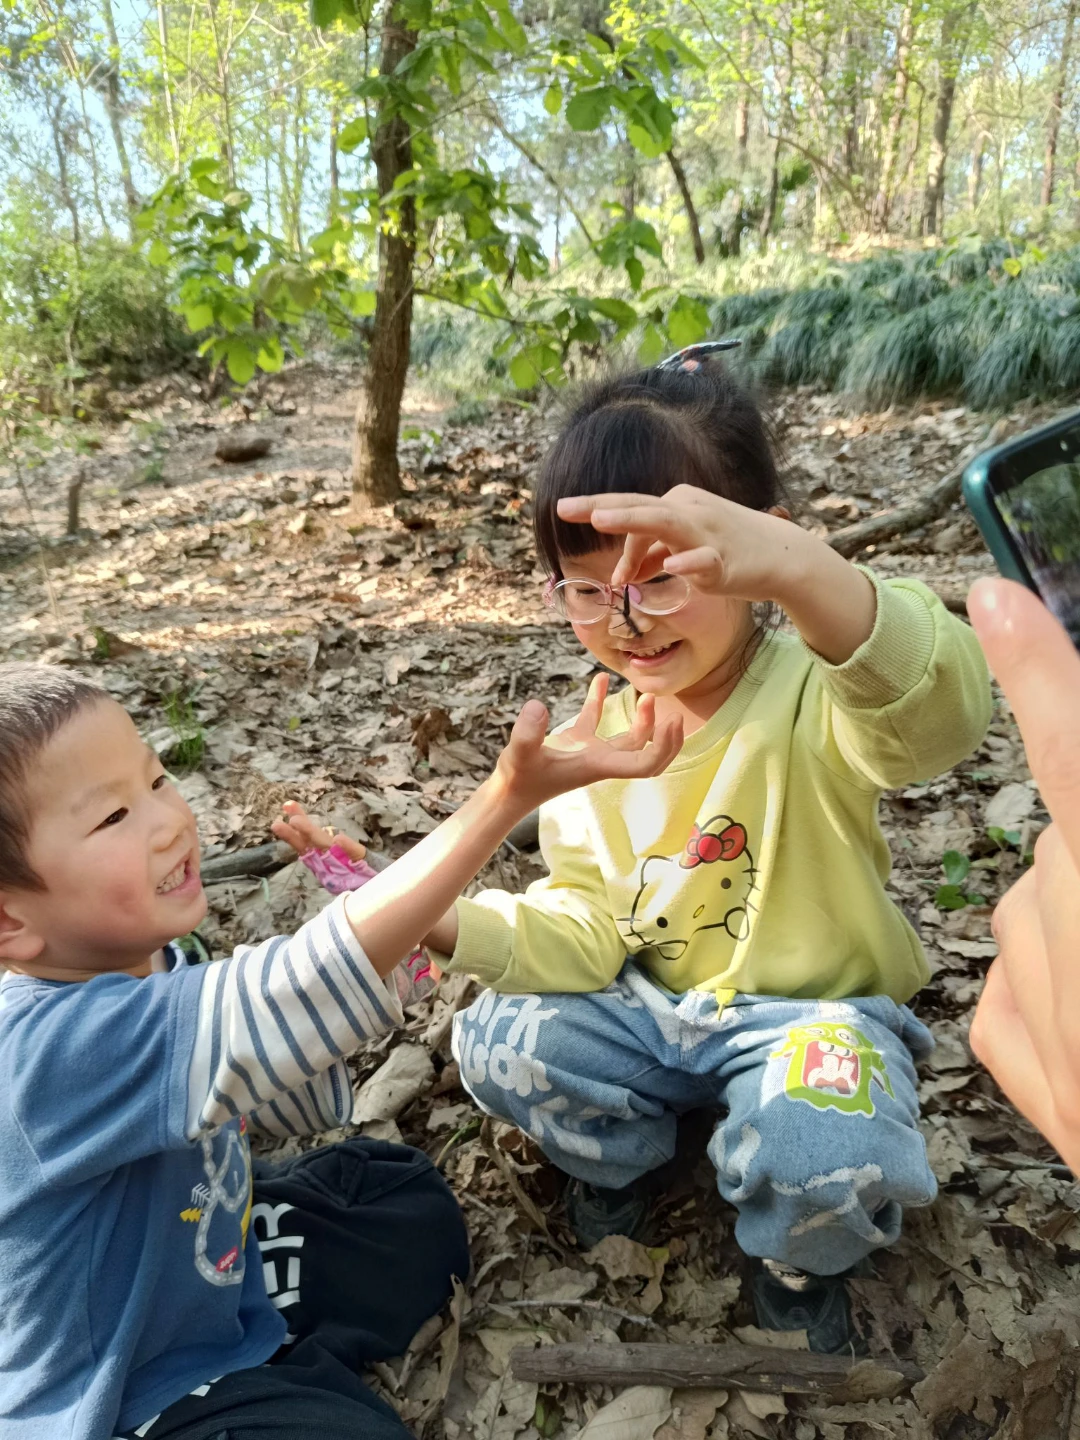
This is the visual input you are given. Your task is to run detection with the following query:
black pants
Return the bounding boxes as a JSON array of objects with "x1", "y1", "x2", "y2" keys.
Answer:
[{"x1": 124, "y1": 1138, "x2": 470, "y2": 1440}]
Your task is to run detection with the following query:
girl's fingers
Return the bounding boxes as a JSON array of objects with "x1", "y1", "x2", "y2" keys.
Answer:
[
  {"x1": 611, "y1": 534, "x2": 656, "y2": 588},
  {"x1": 663, "y1": 546, "x2": 726, "y2": 591},
  {"x1": 508, "y1": 698, "x2": 550, "y2": 755},
  {"x1": 577, "y1": 672, "x2": 609, "y2": 736},
  {"x1": 614, "y1": 714, "x2": 684, "y2": 775}
]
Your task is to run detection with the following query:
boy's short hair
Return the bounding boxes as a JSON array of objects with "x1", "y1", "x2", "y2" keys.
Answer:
[{"x1": 0, "y1": 664, "x2": 109, "y2": 891}]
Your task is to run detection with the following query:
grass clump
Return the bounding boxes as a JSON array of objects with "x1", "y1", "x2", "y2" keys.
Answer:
[{"x1": 715, "y1": 240, "x2": 1080, "y2": 411}]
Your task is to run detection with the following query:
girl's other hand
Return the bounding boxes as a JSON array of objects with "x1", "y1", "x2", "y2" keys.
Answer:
[
  {"x1": 557, "y1": 485, "x2": 798, "y2": 600},
  {"x1": 494, "y1": 674, "x2": 683, "y2": 812},
  {"x1": 271, "y1": 801, "x2": 368, "y2": 862}
]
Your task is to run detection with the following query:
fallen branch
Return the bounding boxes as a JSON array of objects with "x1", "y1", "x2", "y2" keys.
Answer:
[
  {"x1": 827, "y1": 425, "x2": 1001, "y2": 559},
  {"x1": 197, "y1": 813, "x2": 538, "y2": 887},
  {"x1": 200, "y1": 842, "x2": 294, "y2": 883},
  {"x1": 510, "y1": 1341, "x2": 923, "y2": 1401}
]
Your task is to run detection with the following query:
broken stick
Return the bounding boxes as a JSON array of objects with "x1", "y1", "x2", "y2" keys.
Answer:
[{"x1": 510, "y1": 1341, "x2": 923, "y2": 1402}]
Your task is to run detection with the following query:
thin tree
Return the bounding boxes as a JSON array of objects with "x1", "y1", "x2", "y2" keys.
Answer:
[
  {"x1": 351, "y1": 1, "x2": 417, "y2": 505},
  {"x1": 872, "y1": 0, "x2": 915, "y2": 233},
  {"x1": 1042, "y1": 0, "x2": 1078, "y2": 209}
]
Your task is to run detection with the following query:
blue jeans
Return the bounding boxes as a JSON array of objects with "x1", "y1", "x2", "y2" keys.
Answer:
[{"x1": 452, "y1": 963, "x2": 936, "y2": 1275}]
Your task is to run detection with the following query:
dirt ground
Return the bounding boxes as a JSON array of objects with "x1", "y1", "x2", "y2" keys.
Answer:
[{"x1": 2, "y1": 363, "x2": 1078, "y2": 1440}]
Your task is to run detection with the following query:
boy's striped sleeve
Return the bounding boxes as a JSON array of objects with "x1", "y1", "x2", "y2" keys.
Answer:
[{"x1": 185, "y1": 894, "x2": 403, "y2": 1138}]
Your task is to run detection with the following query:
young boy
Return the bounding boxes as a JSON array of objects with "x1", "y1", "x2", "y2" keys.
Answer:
[{"x1": 0, "y1": 663, "x2": 680, "y2": 1440}]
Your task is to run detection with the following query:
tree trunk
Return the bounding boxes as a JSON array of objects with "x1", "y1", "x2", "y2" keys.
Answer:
[
  {"x1": 872, "y1": 0, "x2": 914, "y2": 232},
  {"x1": 734, "y1": 25, "x2": 751, "y2": 167},
  {"x1": 156, "y1": 0, "x2": 181, "y2": 169},
  {"x1": 99, "y1": 0, "x2": 140, "y2": 223},
  {"x1": 351, "y1": 6, "x2": 417, "y2": 506},
  {"x1": 922, "y1": 6, "x2": 972, "y2": 237},
  {"x1": 842, "y1": 27, "x2": 861, "y2": 179},
  {"x1": 620, "y1": 136, "x2": 636, "y2": 222},
  {"x1": 329, "y1": 99, "x2": 340, "y2": 221},
  {"x1": 760, "y1": 37, "x2": 793, "y2": 241},
  {"x1": 968, "y1": 138, "x2": 986, "y2": 209},
  {"x1": 666, "y1": 146, "x2": 705, "y2": 264},
  {"x1": 1042, "y1": 0, "x2": 1078, "y2": 208}
]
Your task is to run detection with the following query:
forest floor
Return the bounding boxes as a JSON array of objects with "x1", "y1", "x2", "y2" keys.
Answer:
[{"x1": 2, "y1": 362, "x2": 1078, "y2": 1440}]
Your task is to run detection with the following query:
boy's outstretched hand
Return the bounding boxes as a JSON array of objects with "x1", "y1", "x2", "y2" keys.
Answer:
[
  {"x1": 300, "y1": 677, "x2": 682, "y2": 976},
  {"x1": 271, "y1": 801, "x2": 367, "y2": 862},
  {"x1": 494, "y1": 673, "x2": 683, "y2": 811}
]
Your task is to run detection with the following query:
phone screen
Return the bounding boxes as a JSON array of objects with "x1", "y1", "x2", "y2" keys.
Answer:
[{"x1": 995, "y1": 461, "x2": 1080, "y2": 644}]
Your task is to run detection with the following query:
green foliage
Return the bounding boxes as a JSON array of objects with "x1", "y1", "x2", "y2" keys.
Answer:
[
  {"x1": 162, "y1": 688, "x2": 206, "y2": 772},
  {"x1": 934, "y1": 849, "x2": 988, "y2": 910},
  {"x1": 0, "y1": 192, "x2": 191, "y2": 390},
  {"x1": 716, "y1": 241, "x2": 1080, "y2": 411}
]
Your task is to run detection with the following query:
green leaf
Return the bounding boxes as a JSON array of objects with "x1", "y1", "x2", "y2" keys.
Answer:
[
  {"x1": 509, "y1": 351, "x2": 540, "y2": 388},
  {"x1": 222, "y1": 189, "x2": 252, "y2": 209},
  {"x1": 338, "y1": 116, "x2": 368, "y2": 152},
  {"x1": 256, "y1": 336, "x2": 285, "y2": 373},
  {"x1": 225, "y1": 340, "x2": 256, "y2": 385},
  {"x1": 566, "y1": 86, "x2": 614, "y2": 131},
  {"x1": 310, "y1": 0, "x2": 361, "y2": 27},
  {"x1": 625, "y1": 255, "x2": 644, "y2": 291},
  {"x1": 666, "y1": 294, "x2": 710, "y2": 348},
  {"x1": 638, "y1": 321, "x2": 665, "y2": 365},
  {"x1": 148, "y1": 238, "x2": 171, "y2": 266},
  {"x1": 189, "y1": 157, "x2": 220, "y2": 179},
  {"x1": 941, "y1": 850, "x2": 970, "y2": 886},
  {"x1": 543, "y1": 79, "x2": 562, "y2": 115},
  {"x1": 183, "y1": 302, "x2": 215, "y2": 331},
  {"x1": 591, "y1": 297, "x2": 637, "y2": 327},
  {"x1": 627, "y1": 122, "x2": 668, "y2": 158},
  {"x1": 934, "y1": 884, "x2": 969, "y2": 911},
  {"x1": 351, "y1": 288, "x2": 377, "y2": 316},
  {"x1": 1003, "y1": 256, "x2": 1022, "y2": 277}
]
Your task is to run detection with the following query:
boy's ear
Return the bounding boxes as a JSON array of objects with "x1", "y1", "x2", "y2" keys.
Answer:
[
  {"x1": 0, "y1": 895, "x2": 45, "y2": 965},
  {"x1": 769, "y1": 505, "x2": 793, "y2": 522}
]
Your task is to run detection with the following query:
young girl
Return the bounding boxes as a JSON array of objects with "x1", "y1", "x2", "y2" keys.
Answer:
[{"x1": 421, "y1": 351, "x2": 992, "y2": 1353}]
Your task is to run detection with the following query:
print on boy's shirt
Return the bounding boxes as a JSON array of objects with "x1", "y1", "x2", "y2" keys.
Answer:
[
  {"x1": 177, "y1": 1116, "x2": 254, "y2": 1287},
  {"x1": 771, "y1": 1022, "x2": 895, "y2": 1118},
  {"x1": 618, "y1": 815, "x2": 759, "y2": 964}
]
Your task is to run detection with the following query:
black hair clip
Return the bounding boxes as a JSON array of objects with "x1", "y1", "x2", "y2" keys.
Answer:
[{"x1": 657, "y1": 339, "x2": 742, "y2": 373}]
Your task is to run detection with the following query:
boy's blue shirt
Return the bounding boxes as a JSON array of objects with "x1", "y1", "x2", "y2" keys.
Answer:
[{"x1": 0, "y1": 952, "x2": 284, "y2": 1440}]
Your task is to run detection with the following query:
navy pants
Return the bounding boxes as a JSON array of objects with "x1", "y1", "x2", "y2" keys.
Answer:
[{"x1": 122, "y1": 1138, "x2": 470, "y2": 1440}]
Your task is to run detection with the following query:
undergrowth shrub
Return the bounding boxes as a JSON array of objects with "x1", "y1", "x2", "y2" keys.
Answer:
[{"x1": 716, "y1": 241, "x2": 1080, "y2": 410}]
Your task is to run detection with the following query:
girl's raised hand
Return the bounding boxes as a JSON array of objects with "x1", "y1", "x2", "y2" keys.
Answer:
[
  {"x1": 494, "y1": 674, "x2": 683, "y2": 810},
  {"x1": 557, "y1": 485, "x2": 798, "y2": 600}
]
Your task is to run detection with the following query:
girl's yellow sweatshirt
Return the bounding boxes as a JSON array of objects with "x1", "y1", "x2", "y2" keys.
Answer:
[{"x1": 441, "y1": 573, "x2": 993, "y2": 1006}]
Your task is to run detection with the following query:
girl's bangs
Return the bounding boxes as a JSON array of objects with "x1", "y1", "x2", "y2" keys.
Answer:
[{"x1": 534, "y1": 403, "x2": 703, "y2": 572}]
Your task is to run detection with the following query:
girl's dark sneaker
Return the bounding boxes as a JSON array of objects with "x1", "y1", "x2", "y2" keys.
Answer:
[
  {"x1": 751, "y1": 1259, "x2": 865, "y2": 1355},
  {"x1": 565, "y1": 1178, "x2": 651, "y2": 1249}
]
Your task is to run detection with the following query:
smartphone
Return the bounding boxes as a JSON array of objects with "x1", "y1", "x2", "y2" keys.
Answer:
[{"x1": 962, "y1": 408, "x2": 1080, "y2": 646}]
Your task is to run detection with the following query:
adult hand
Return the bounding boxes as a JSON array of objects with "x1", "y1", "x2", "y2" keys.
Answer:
[
  {"x1": 968, "y1": 577, "x2": 1080, "y2": 1171},
  {"x1": 493, "y1": 674, "x2": 683, "y2": 813}
]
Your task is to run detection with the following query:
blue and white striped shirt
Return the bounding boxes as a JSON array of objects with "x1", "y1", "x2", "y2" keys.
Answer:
[{"x1": 0, "y1": 893, "x2": 402, "y2": 1440}]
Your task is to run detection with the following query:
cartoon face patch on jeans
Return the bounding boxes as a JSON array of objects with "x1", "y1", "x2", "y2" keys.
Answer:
[
  {"x1": 770, "y1": 1022, "x2": 896, "y2": 1118},
  {"x1": 618, "y1": 814, "x2": 759, "y2": 963}
]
